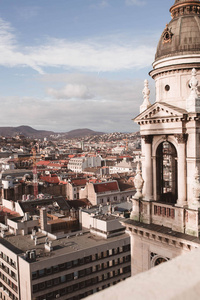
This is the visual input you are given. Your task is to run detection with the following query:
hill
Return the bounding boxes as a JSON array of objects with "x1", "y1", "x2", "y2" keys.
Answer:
[{"x1": 0, "y1": 126, "x2": 104, "y2": 139}]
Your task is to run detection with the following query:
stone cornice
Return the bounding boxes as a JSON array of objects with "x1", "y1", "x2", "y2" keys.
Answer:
[
  {"x1": 150, "y1": 63, "x2": 200, "y2": 79},
  {"x1": 137, "y1": 117, "x2": 184, "y2": 126},
  {"x1": 121, "y1": 220, "x2": 199, "y2": 251},
  {"x1": 134, "y1": 102, "x2": 187, "y2": 126},
  {"x1": 137, "y1": 114, "x2": 200, "y2": 126}
]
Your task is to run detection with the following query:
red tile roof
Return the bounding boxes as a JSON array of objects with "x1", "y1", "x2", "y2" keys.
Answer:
[
  {"x1": 93, "y1": 181, "x2": 119, "y2": 193},
  {"x1": 71, "y1": 179, "x2": 87, "y2": 186},
  {"x1": 36, "y1": 160, "x2": 50, "y2": 166},
  {"x1": 40, "y1": 175, "x2": 59, "y2": 184}
]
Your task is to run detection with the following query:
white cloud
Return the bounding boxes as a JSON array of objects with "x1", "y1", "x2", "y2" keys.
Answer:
[
  {"x1": 125, "y1": 0, "x2": 146, "y2": 6},
  {"x1": 0, "y1": 18, "x2": 155, "y2": 74},
  {"x1": 42, "y1": 73, "x2": 155, "y2": 102},
  {"x1": 47, "y1": 84, "x2": 93, "y2": 100}
]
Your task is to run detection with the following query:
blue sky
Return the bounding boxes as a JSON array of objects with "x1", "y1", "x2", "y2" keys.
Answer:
[{"x1": 0, "y1": 0, "x2": 174, "y2": 133}]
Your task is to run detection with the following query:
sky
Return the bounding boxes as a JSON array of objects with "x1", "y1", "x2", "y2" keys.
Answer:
[{"x1": 0, "y1": 0, "x2": 175, "y2": 133}]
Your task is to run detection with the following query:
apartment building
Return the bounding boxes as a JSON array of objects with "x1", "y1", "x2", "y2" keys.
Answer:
[
  {"x1": 79, "y1": 181, "x2": 135, "y2": 206},
  {"x1": 67, "y1": 156, "x2": 102, "y2": 173},
  {"x1": 66, "y1": 179, "x2": 88, "y2": 200},
  {"x1": 0, "y1": 231, "x2": 130, "y2": 300}
]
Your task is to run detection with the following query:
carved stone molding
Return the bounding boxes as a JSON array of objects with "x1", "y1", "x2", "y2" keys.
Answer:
[
  {"x1": 141, "y1": 135, "x2": 153, "y2": 144},
  {"x1": 162, "y1": 24, "x2": 173, "y2": 44},
  {"x1": 175, "y1": 133, "x2": 188, "y2": 144},
  {"x1": 171, "y1": 4, "x2": 200, "y2": 19}
]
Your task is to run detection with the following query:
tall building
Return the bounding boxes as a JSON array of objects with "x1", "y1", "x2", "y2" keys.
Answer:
[
  {"x1": 122, "y1": 0, "x2": 200, "y2": 275},
  {"x1": 0, "y1": 214, "x2": 131, "y2": 300}
]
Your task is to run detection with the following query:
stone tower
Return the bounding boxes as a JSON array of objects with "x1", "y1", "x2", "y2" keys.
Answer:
[{"x1": 122, "y1": 0, "x2": 200, "y2": 275}]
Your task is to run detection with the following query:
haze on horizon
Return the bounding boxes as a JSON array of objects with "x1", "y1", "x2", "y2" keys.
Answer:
[{"x1": 0, "y1": 0, "x2": 174, "y2": 133}]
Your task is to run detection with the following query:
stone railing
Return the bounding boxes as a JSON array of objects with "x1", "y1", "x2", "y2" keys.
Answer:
[
  {"x1": 86, "y1": 248, "x2": 200, "y2": 300},
  {"x1": 152, "y1": 202, "x2": 175, "y2": 228}
]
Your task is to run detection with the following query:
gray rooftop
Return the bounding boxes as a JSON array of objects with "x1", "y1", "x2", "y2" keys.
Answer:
[{"x1": 2, "y1": 230, "x2": 129, "y2": 262}]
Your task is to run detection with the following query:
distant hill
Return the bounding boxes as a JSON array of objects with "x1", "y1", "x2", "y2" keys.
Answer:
[
  {"x1": 64, "y1": 128, "x2": 104, "y2": 138},
  {"x1": 0, "y1": 126, "x2": 104, "y2": 139}
]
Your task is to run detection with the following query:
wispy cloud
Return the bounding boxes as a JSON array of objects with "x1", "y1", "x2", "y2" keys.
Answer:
[
  {"x1": 0, "y1": 18, "x2": 155, "y2": 74},
  {"x1": 125, "y1": 0, "x2": 146, "y2": 6},
  {"x1": 47, "y1": 84, "x2": 94, "y2": 100}
]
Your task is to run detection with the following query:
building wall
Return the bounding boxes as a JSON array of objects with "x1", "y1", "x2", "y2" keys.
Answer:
[
  {"x1": 0, "y1": 243, "x2": 20, "y2": 300},
  {"x1": 87, "y1": 184, "x2": 97, "y2": 206},
  {"x1": 18, "y1": 257, "x2": 32, "y2": 300},
  {"x1": 18, "y1": 236, "x2": 130, "y2": 300}
]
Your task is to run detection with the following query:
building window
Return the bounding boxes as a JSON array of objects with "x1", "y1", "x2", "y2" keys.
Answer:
[
  {"x1": 45, "y1": 267, "x2": 52, "y2": 275},
  {"x1": 79, "y1": 269, "x2": 85, "y2": 277},
  {"x1": 32, "y1": 271, "x2": 37, "y2": 280},
  {"x1": 46, "y1": 280, "x2": 52, "y2": 287},
  {"x1": 73, "y1": 259, "x2": 78, "y2": 266},
  {"x1": 60, "y1": 275, "x2": 66, "y2": 283},
  {"x1": 39, "y1": 282, "x2": 45, "y2": 290},
  {"x1": 66, "y1": 261, "x2": 72, "y2": 269},
  {"x1": 33, "y1": 284, "x2": 38, "y2": 293},
  {"x1": 84, "y1": 256, "x2": 91, "y2": 263},
  {"x1": 38, "y1": 269, "x2": 45, "y2": 277},
  {"x1": 74, "y1": 271, "x2": 78, "y2": 279}
]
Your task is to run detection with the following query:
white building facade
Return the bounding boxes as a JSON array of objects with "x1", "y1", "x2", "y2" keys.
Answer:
[
  {"x1": 122, "y1": 0, "x2": 200, "y2": 275},
  {"x1": 68, "y1": 156, "x2": 102, "y2": 173}
]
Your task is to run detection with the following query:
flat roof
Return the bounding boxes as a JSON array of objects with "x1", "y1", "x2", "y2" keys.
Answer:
[{"x1": 2, "y1": 230, "x2": 129, "y2": 262}]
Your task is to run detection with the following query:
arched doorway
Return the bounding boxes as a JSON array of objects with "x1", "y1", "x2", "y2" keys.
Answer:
[{"x1": 156, "y1": 141, "x2": 177, "y2": 204}]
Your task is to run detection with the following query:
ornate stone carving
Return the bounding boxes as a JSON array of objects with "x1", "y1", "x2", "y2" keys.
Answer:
[
  {"x1": 175, "y1": 134, "x2": 188, "y2": 144},
  {"x1": 141, "y1": 135, "x2": 153, "y2": 144},
  {"x1": 186, "y1": 68, "x2": 200, "y2": 113},
  {"x1": 140, "y1": 79, "x2": 151, "y2": 113},
  {"x1": 162, "y1": 24, "x2": 173, "y2": 44},
  {"x1": 133, "y1": 163, "x2": 144, "y2": 199}
]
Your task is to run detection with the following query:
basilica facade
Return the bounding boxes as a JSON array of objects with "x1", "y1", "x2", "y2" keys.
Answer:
[{"x1": 122, "y1": 0, "x2": 200, "y2": 275}]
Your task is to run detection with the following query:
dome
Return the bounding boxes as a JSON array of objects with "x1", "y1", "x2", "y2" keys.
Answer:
[{"x1": 154, "y1": 0, "x2": 200, "y2": 62}]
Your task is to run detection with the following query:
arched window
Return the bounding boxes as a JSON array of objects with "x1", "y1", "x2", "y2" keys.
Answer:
[
  {"x1": 156, "y1": 141, "x2": 177, "y2": 203},
  {"x1": 151, "y1": 253, "x2": 169, "y2": 268}
]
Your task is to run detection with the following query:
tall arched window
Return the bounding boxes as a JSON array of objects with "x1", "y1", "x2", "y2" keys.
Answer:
[{"x1": 156, "y1": 141, "x2": 177, "y2": 204}]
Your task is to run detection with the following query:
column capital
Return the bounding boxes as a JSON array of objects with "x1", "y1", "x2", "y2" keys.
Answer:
[
  {"x1": 175, "y1": 133, "x2": 188, "y2": 144},
  {"x1": 141, "y1": 135, "x2": 153, "y2": 144}
]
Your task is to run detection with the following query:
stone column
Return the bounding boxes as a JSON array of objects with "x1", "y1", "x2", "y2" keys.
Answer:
[
  {"x1": 176, "y1": 134, "x2": 187, "y2": 207},
  {"x1": 141, "y1": 135, "x2": 153, "y2": 200}
]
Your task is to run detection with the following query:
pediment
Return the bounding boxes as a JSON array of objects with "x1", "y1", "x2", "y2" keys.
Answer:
[{"x1": 134, "y1": 102, "x2": 187, "y2": 123}]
